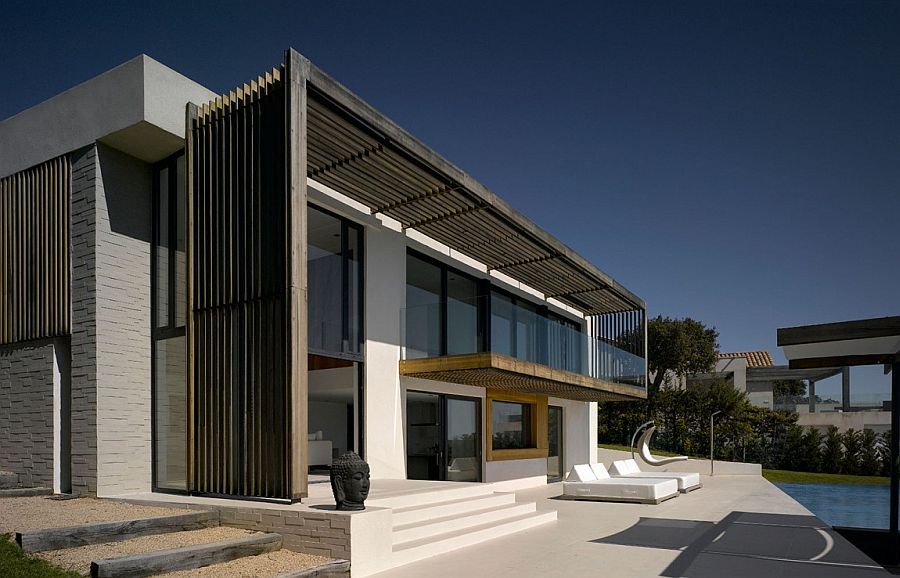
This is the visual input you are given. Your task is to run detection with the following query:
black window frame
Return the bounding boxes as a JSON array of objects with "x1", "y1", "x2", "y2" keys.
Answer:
[
  {"x1": 307, "y1": 203, "x2": 365, "y2": 362},
  {"x1": 151, "y1": 150, "x2": 188, "y2": 495},
  {"x1": 406, "y1": 249, "x2": 487, "y2": 356}
]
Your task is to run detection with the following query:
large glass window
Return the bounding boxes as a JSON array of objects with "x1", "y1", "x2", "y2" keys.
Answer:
[
  {"x1": 152, "y1": 152, "x2": 187, "y2": 492},
  {"x1": 447, "y1": 272, "x2": 478, "y2": 355},
  {"x1": 492, "y1": 401, "x2": 532, "y2": 450},
  {"x1": 308, "y1": 205, "x2": 363, "y2": 357},
  {"x1": 405, "y1": 251, "x2": 481, "y2": 358},
  {"x1": 405, "y1": 254, "x2": 443, "y2": 358},
  {"x1": 490, "y1": 291, "x2": 515, "y2": 356}
]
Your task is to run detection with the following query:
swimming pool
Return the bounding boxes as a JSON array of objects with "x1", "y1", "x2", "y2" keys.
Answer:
[{"x1": 776, "y1": 482, "x2": 889, "y2": 529}]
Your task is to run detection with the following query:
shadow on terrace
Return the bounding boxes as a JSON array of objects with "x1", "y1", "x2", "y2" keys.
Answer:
[{"x1": 594, "y1": 511, "x2": 886, "y2": 577}]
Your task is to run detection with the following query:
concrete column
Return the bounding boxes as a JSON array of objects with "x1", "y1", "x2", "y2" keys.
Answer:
[
  {"x1": 808, "y1": 380, "x2": 816, "y2": 413},
  {"x1": 842, "y1": 367, "x2": 851, "y2": 412}
]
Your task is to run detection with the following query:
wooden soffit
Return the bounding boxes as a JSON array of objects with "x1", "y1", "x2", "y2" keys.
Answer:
[{"x1": 399, "y1": 352, "x2": 647, "y2": 402}]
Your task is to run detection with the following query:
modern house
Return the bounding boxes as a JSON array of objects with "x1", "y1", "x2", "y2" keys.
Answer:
[{"x1": 0, "y1": 49, "x2": 648, "y2": 505}]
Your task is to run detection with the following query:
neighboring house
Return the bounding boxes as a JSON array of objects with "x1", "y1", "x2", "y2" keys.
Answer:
[
  {"x1": 0, "y1": 49, "x2": 648, "y2": 500},
  {"x1": 686, "y1": 351, "x2": 776, "y2": 408}
]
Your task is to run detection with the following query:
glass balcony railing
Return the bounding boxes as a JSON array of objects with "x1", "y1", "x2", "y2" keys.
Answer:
[{"x1": 401, "y1": 298, "x2": 646, "y2": 389}]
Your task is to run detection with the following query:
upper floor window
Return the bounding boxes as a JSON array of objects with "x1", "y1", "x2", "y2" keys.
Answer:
[
  {"x1": 405, "y1": 251, "x2": 483, "y2": 359},
  {"x1": 308, "y1": 204, "x2": 363, "y2": 358}
]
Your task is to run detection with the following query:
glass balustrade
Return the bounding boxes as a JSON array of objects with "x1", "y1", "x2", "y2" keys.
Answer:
[{"x1": 400, "y1": 297, "x2": 646, "y2": 389}]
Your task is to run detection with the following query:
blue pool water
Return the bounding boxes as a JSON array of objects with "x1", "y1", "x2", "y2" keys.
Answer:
[{"x1": 776, "y1": 482, "x2": 889, "y2": 529}]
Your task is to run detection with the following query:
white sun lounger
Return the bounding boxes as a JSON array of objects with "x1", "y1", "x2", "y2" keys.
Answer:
[
  {"x1": 608, "y1": 459, "x2": 702, "y2": 493},
  {"x1": 562, "y1": 464, "x2": 679, "y2": 504}
]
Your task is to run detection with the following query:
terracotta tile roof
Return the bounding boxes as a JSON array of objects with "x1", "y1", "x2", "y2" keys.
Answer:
[{"x1": 718, "y1": 351, "x2": 774, "y2": 367}]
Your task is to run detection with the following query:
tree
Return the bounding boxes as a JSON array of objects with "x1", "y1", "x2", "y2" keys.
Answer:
[
  {"x1": 842, "y1": 429, "x2": 863, "y2": 475},
  {"x1": 822, "y1": 426, "x2": 843, "y2": 474},
  {"x1": 880, "y1": 431, "x2": 892, "y2": 477},
  {"x1": 859, "y1": 429, "x2": 881, "y2": 476},
  {"x1": 799, "y1": 427, "x2": 824, "y2": 472},
  {"x1": 647, "y1": 316, "x2": 719, "y2": 394},
  {"x1": 772, "y1": 379, "x2": 807, "y2": 405}
]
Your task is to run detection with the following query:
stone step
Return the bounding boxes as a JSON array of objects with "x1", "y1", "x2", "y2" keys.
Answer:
[
  {"x1": 391, "y1": 510, "x2": 557, "y2": 567},
  {"x1": 17, "y1": 511, "x2": 220, "y2": 552},
  {"x1": 391, "y1": 492, "x2": 517, "y2": 527},
  {"x1": 393, "y1": 501, "x2": 537, "y2": 546},
  {"x1": 366, "y1": 483, "x2": 495, "y2": 509},
  {"x1": 90, "y1": 532, "x2": 282, "y2": 578},
  {"x1": 0, "y1": 487, "x2": 51, "y2": 498}
]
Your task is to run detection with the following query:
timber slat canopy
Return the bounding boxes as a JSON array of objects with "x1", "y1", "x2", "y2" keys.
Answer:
[
  {"x1": 400, "y1": 353, "x2": 647, "y2": 402},
  {"x1": 304, "y1": 64, "x2": 643, "y2": 316}
]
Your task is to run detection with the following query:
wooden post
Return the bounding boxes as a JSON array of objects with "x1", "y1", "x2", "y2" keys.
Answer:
[
  {"x1": 286, "y1": 48, "x2": 310, "y2": 501},
  {"x1": 185, "y1": 102, "x2": 198, "y2": 493}
]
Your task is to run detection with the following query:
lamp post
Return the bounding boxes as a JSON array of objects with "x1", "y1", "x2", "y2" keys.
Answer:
[{"x1": 710, "y1": 411, "x2": 723, "y2": 476}]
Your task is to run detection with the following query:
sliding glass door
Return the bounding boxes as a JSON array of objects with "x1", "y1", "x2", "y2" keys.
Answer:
[
  {"x1": 547, "y1": 405, "x2": 564, "y2": 481},
  {"x1": 407, "y1": 391, "x2": 481, "y2": 482}
]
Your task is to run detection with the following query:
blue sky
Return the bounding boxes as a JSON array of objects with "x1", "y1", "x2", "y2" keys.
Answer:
[{"x1": 2, "y1": 1, "x2": 897, "y2": 399}]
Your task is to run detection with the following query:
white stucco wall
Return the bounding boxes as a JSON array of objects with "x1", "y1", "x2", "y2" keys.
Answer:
[
  {"x1": 0, "y1": 55, "x2": 216, "y2": 178},
  {"x1": 363, "y1": 217, "x2": 407, "y2": 479}
]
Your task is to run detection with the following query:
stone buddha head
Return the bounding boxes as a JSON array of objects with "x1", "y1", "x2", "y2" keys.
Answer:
[{"x1": 330, "y1": 452, "x2": 370, "y2": 511}]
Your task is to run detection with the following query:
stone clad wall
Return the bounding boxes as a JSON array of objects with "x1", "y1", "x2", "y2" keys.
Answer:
[
  {"x1": 70, "y1": 143, "x2": 153, "y2": 496},
  {"x1": 218, "y1": 507, "x2": 352, "y2": 560},
  {"x1": 0, "y1": 339, "x2": 56, "y2": 487}
]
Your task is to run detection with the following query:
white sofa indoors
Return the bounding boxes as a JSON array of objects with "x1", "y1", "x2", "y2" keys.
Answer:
[
  {"x1": 609, "y1": 459, "x2": 702, "y2": 493},
  {"x1": 308, "y1": 431, "x2": 333, "y2": 467},
  {"x1": 562, "y1": 464, "x2": 679, "y2": 504}
]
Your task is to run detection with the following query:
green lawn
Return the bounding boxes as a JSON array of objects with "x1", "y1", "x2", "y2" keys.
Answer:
[
  {"x1": 0, "y1": 535, "x2": 80, "y2": 578},
  {"x1": 763, "y1": 469, "x2": 890, "y2": 486}
]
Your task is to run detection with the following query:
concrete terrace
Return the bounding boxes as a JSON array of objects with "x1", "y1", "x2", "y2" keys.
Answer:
[{"x1": 374, "y1": 475, "x2": 886, "y2": 578}]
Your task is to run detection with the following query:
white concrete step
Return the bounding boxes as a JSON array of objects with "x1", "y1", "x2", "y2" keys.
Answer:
[
  {"x1": 391, "y1": 510, "x2": 557, "y2": 567},
  {"x1": 367, "y1": 483, "x2": 495, "y2": 509},
  {"x1": 391, "y1": 492, "x2": 517, "y2": 527},
  {"x1": 393, "y1": 502, "x2": 537, "y2": 546}
]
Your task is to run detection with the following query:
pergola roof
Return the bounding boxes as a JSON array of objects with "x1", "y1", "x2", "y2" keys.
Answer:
[
  {"x1": 745, "y1": 365, "x2": 842, "y2": 383},
  {"x1": 778, "y1": 316, "x2": 900, "y2": 369},
  {"x1": 304, "y1": 63, "x2": 644, "y2": 316}
]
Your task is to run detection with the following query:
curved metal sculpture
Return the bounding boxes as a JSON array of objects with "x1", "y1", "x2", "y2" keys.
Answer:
[{"x1": 630, "y1": 421, "x2": 688, "y2": 467}]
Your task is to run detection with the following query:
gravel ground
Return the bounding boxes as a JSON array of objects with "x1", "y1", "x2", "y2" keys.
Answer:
[
  {"x1": 0, "y1": 496, "x2": 191, "y2": 535},
  {"x1": 36, "y1": 526, "x2": 255, "y2": 575},
  {"x1": 165, "y1": 549, "x2": 334, "y2": 577}
]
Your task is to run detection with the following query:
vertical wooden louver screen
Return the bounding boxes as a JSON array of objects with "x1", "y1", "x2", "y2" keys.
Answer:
[
  {"x1": 0, "y1": 156, "x2": 71, "y2": 346},
  {"x1": 187, "y1": 68, "x2": 293, "y2": 499}
]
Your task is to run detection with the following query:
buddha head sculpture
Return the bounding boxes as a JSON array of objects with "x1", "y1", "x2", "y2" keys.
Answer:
[{"x1": 330, "y1": 452, "x2": 371, "y2": 511}]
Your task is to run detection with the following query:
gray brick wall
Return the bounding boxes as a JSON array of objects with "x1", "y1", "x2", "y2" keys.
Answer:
[
  {"x1": 93, "y1": 144, "x2": 152, "y2": 496},
  {"x1": 69, "y1": 143, "x2": 153, "y2": 496},
  {"x1": 0, "y1": 339, "x2": 56, "y2": 487},
  {"x1": 218, "y1": 507, "x2": 352, "y2": 560},
  {"x1": 70, "y1": 146, "x2": 99, "y2": 495}
]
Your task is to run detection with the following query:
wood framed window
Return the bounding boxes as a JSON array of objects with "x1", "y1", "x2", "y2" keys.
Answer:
[{"x1": 485, "y1": 390, "x2": 548, "y2": 462}]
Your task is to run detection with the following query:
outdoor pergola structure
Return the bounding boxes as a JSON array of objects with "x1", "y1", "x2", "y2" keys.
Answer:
[
  {"x1": 746, "y1": 365, "x2": 843, "y2": 413},
  {"x1": 778, "y1": 316, "x2": 900, "y2": 565},
  {"x1": 185, "y1": 48, "x2": 647, "y2": 502}
]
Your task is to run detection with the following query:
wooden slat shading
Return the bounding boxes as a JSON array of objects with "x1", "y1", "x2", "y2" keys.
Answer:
[
  {"x1": 187, "y1": 66, "x2": 293, "y2": 500},
  {"x1": 0, "y1": 156, "x2": 70, "y2": 346},
  {"x1": 304, "y1": 80, "x2": 643, "y2": 317}
]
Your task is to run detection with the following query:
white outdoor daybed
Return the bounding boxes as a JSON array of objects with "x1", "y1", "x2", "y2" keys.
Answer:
[
  {"x1": 562, "y1": 464, "x2": 679, "y2": 504},
  {"x1": 609, "y1": 459, "x2": 702, "y2": 493}
]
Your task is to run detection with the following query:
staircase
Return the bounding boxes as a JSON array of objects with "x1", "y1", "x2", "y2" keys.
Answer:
[{"x1": 368, "y1": 483, "x2": 557, "y2": 567}]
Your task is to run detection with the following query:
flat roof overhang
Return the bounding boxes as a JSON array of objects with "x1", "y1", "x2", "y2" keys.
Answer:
[
  {"x1": 301, "y1": 58, "x2": 644, "y2": 317},
  {"x1": 746, "y1": 365, "x2": 843, "y2": 382},
  {"x1": 399, "y1": 352, "x2": 647, "y2": 402},
  {"x1": 778, "y1": 316, "x2": 900, "y2": 369}
]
